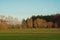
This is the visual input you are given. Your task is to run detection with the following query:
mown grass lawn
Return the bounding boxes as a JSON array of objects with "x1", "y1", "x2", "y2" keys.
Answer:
[
  {"x1": 0, "y1": 33, "x2": 60, "y2": 40},
  {"x1": 0, "y1": 28, "x2": 60, "y2": 40}
]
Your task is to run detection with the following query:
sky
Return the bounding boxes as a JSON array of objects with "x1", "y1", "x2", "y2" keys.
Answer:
[{"x1": 0, "y1": 0, "x2": 60, "y2": 21}]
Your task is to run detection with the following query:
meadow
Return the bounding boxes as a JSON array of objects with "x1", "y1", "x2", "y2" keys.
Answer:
[{"x1": 0, "y1": 28, "x2": 60, "y2": 40}]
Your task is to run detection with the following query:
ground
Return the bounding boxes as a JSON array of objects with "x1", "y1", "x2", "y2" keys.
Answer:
[{"x1": 0, "y1": 28, "x2": 60, "y2": 40}]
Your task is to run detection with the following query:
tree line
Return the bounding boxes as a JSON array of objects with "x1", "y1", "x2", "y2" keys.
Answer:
[
  {"x1": 21, "y1": 14, "x2": 60, "y2": 28},
  {"x1": 0, "y1": 14, "x2": 60, "y2": 29}
]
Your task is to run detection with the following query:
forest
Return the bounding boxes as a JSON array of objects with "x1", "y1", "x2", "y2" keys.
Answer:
[{"x1": 0, "y1": 14, "x2": 60, "y2": 29}]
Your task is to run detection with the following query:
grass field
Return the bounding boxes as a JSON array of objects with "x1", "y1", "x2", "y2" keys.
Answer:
[{"x1": 0, "y1": 28, "x2": 60, "y2": 40}]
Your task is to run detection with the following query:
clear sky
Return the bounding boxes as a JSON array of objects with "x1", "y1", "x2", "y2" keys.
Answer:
[{"x1": 0, "y1": 0, "x2": 60, "y2": 20}]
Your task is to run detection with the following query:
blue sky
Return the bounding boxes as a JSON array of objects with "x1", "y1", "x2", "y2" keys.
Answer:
[{"x1": 0, "y1": 0, "x2": 60, "y2": 20}]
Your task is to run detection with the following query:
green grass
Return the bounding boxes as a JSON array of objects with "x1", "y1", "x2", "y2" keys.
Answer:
[
  {"x1": 0, "y1": 33, "x2": 60, "y2": 40},
  {"x1": 0, "y1": 28, "x2": 60, "y2": 33},
  {"x1": 0, "y1": 28, "x2": 60, "y2": 40}
]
